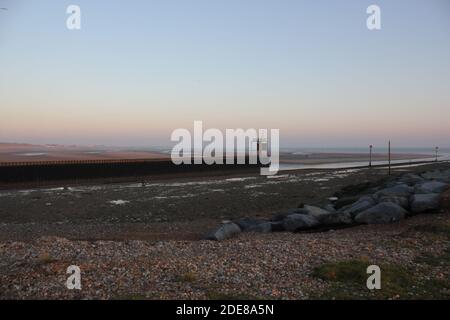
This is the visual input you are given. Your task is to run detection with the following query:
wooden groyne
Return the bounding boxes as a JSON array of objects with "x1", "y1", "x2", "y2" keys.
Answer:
[{"x1": 0, "y1": 158, "x2": 262, "y2": 184}]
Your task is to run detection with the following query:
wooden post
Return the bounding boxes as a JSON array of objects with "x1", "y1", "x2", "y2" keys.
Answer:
[
  {"x1": 388, "y1": 140, "x2": 391, "y2": 175},
  {"x1": 369, "y1": 145, "x2": 373, "y2": 168}
]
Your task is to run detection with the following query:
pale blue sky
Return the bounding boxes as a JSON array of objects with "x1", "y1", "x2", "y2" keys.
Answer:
[{"x1": 0, "y1": 0, "x2": 449, "y2": 147}]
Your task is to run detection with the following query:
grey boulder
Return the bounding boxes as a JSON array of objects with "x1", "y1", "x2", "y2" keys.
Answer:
[
  {"x1": 375, "y1": 184, "x2": 414, "y2": 198},
  {"x1": 355, "y1": 202, "x2": 407, "y2": 224},
  {"x1": 410, "y1": 194, "x2": 441, "y2": 213},
  {"x1": 415, "y1": 181, "x2": 448, "y2": 194},
  {"x1": 323, "y1": 204, "x2": 337, "y2": 213},
  {"x1": 235, "y1": 217, "x2": 266, "y2": 231},
  {"x1": 317, "y1": 212, "x2": 353, "y2": 226},
  {"x1": 270, "y1": 221, "x2": 286, "y2": 232},
  {"x1": 296, "y1": 205, "x2": 330, "y2": 218},
  {"x1": 341, "y1": 196, "x2": 376, "y2": 218},
  {"x1": 399, "y1": 173, "x2": 424, "y2": 185},
  {"x1": 203, "y1": 223, "x2": 241, "y2": 241},
  {"x1": 378, "y1": 196, "x2": 409, "y2": 209},
  {"x1": 282, "y1": 214, "x2": 319, "y2": 232},
  {"x1": 246, "y1": 222, "x2": 272, "y2": 233},
  {"x1": 271, "y1": 212, "x2": 289, "y2": 222},
  {"x1": 421, "y1": 170, "x2": 450, "y2": 182}
]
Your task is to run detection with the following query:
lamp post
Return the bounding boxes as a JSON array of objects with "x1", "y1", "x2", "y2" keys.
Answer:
[
  {"x1": 369, "y1": 145, "x2": 373, "y2": 168},
  {"x1": 388, "y1": 140, "x2": 391, "y2": 176}
]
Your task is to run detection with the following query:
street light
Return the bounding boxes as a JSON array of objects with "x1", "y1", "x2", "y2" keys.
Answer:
[{"x1": 388, "y1": 140, "x2": 391, "y2": 176}]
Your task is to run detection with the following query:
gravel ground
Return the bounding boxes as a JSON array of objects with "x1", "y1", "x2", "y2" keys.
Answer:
[{"x1": 0, "y1": 213, "x2": 448, "y2": 300}]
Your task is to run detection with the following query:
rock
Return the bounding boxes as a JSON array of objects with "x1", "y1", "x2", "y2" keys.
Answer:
[
  {"x1": 298, "y1": 205, "x2": 330, "y2": 218},
  {"x1": 203, "y1": 223, "x2": 241, "y2": 241},
  {"x1": 375, "y1": 184, "x2": 414, "y2": 198},
  {"x1": 399, "y1": 173, "x2": 424, "y2": 185},
  {"x1": 414, "y1": 181, "x2": 448, "y2": 194},
  {"x1": 341, "y1": 196, "x2": 376, "y2": 218},
  {"x1": 378, "y1": 196, "x2": 409, "y2": 209},
  {"x1": 323, "y1": 204, "x2": 337, "y2": 212},
  {"x1": 235, "y1": 217, "x2": 266, "y2": 231},
  {"x1": 270, "y1": 221, "x2": 285, "y2": 232},
  {"x1": 334, "y1": 196, "x2": 361, "y2": 209},
  {"x1": 246, "y1": 222, "x2": 272, "y2": 233},
  {"x1": 355, "y1": 202, "x2": 407, "y2": 224},
  {"x1": 420, "y1": 170, "x2": 450, "y2": 183},
  {"x1": 271, "y1": 212, "x2": 289, "y2": 222},
  {"x1": 286, "y1": 208, "x2": 305, "y2": 215},
  {"x1": 282, "y1": 214, "x2": 319, "y2": 232},
  {"x1": 317, "y1": 212, "x2": 353, "y2": 226},
  {"x1": 410, "y1": 194, "x2": 441, "y2": 213}
]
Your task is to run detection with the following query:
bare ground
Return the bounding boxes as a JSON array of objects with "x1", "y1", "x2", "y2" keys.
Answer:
[{"x1": 0, "y1": 163, "x2": 449, "y2": 299}]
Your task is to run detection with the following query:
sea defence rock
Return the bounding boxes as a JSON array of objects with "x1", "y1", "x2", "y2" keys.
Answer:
[
  {"x1": 204, "y1": 168, "x2": 450, "y2": 240},
  {"x1": 415, "y1": 181, "x2": 448, "y2": 194},
  {"x1": 422, "y1": 170, "x2": 450, "y2": 183},
  {"x1": 317, "y1": 212, "x2": 353, "y2": 226},
  {"x1": 334, "y1": 196, "x2": 361, "y2": 210},
  {"x1": 295, "y1": 205, "x2": 330, "y2": 219},
  {"x1": 323, "y1": 204, "x2": 337, "y2": 212},
  {"x1": 355, "y1": 202, "x2": 407, "y2": 224},
  {"x1": 282, "y1": 214, "x2": 319, "y2": 232},
  {"x1": 375, "y1": 184, "x2": 414, "y2": 198},
  {"x1": 235, "y1": 217, "x2": 266, "y2": 231},
  {"x1": 246, "y1": 222, "x2": 273, "y2": 233},
  {"x1": 270, "y1": 221, "x2": 286, "y2": 232},
  {"x1": 399, "y1": 173, "x2": 424, "y2": 185},
  {"x1": 378, "y1": 196, "x2": 409, "y2": 209},
  {"x1": 410, "y1": 194, "x2": 441, "y2": 213},
  {"x1": 203, "y1": 223, "x2": 241, "y2": 241},
  {"x1": 271, "y1": 212, "x2": 289, "y2": 222},
  {"x1": 341, "y1": 196, "x2": 376, "y2": 218}
]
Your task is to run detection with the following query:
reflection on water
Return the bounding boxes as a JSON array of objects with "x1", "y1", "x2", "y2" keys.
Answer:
[{"x1": 279, "y1": 154, "x2": 450, "y2": 171}]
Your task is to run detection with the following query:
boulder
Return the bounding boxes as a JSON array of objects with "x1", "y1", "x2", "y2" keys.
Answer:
[
  {"x1": 203, "y1": 223, "x2": 241, "y2": 241},
  {"x1": 355, "y1": 202, "x2": 407, "y2": 224},
  {"x1": 282, "y1": 214, "x2": 319, "y2": 232},
  {"x1": 317, "y1": 212, "x2": 353, "y2": 226},
  {"x1": 420, "y1": 170, "x2": 450, "y2": 182},
  {"x1": 235, "y1": 217, "x2": 266, "y2": 231},
  {"x1": 399, "y1": 173, "x2": 424, "y2": 185},
  {"x1": 410, "y1": 194, "x2": 441, "y2": 213},
  {"x1": 271, "y1": 212, "x2": 290, "y2": 222},
  {"x1": 378, "y1": 196, "x2": 409, "y2": 209},
  {"x1": 323, "y1": 204, "x2": 337, "y2": 213},
  {"x1": 375, "y1": 184, "x2": 414, "y2": 198},
  {"x1": 341, "y1": 196, "x2": 376, "y2": 218},
  {"x1": 246, "y1": 222, "x2": 272, "y2": 233},
  {"x1": 414, "y1": 181, "x2": 448, "y2": 194},
  {"x1": 334, "y1": 196, "x2": 361, "y2": 209},
  {"x1": 297, "y1": 205, "x2": 330, "y2": 218},
  {"x1": 270, "y1": 221, "x2": 286, "y2": 232}
]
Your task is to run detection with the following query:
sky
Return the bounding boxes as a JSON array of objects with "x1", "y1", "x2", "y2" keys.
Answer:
[{"x1": 0, "y1": 0, "x2": 449, "y2": 148}]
